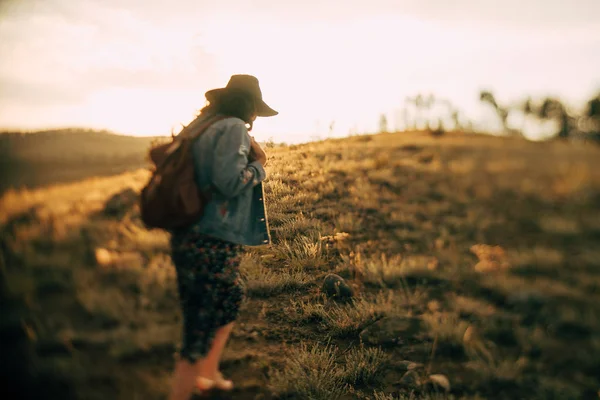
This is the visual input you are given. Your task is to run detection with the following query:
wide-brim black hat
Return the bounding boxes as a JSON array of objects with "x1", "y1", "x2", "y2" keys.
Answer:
[{"x1": 205, "y1": 74, "x2": 278, "y2": 117}]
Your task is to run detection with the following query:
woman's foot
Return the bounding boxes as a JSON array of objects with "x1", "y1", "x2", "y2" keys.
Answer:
[
  {"x1": 215, "y1": 372, "x2": 234, "y2": 391},
  {"x1": 196, "y1": 373, "x2": 233, "y2": 392},
  {"x1": 196, "y1": 376, "x2": 216, "y2": 392}
]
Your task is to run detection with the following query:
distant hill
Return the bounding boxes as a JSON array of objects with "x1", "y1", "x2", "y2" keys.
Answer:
[{"x1": 0, "y1": 129, "x2": 159, "y2": 193}]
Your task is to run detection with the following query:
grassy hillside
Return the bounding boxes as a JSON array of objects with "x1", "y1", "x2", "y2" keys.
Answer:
[
  {"x1": 0, "y1": 129, "x2": 157, "y2": 193},
  {"x1": 1, "y1": 131, "x2": 599, "y2": 400}
]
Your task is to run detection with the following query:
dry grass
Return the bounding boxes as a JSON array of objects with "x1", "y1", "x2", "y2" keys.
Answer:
[
  {"x1": 3, "y1": 130, "x2": 600, "y2": 400},
  {"x1": 269, "y1": 341, "x2": 388, "y2": 399},
  {"x1": 240, "y1": 254, "x2": 312, "y2": 298},
  {"x1": 341, "y1": 344, "x2": 388, "y2": 385},
  {"x1": 275, "y1": 235, "x2": 329, "y2": 270},
  {"x1": 269, "y1": 342, "x2": 349, "y2": 399},
  {"x1": 289, "y1": 291, "x2": 407, "y2": 338}
]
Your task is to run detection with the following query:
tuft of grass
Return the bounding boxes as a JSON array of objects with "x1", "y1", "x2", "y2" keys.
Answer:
[
  {"x1": 240, "y1": 254, "x2": 312, "y2": 298},
  {"x1": 289, "y1": 299, "x2": 330, "y2": 324},
  {"x1": 334, "y1": 213, "x2": 363, "y2": 233},
  {"x1": 373, "y1": 392, "x2": 395, "y2": 400},
  {"x1": 290, "y1": 292, "x2": 406, "y2": 338},
  {"x1": 270, "y1": 341, "x2": 388, "y2": 399},
  {"x1": 466, "y1": 355, "x2": 529, "y2": 389},
  {"x1": 263, "y1": 178, "x2": 293, "y2": 198},
  {"x1": 343, "y1": 252, "x2": 438, "y2": 289},
  {"x1": 374, "y1": 392, "x2": 483, "y2": 400},
  {"x1": 274, "y1": 213, "x2": 324, "y2": 242},
  {"x1": 422, "y1": 313, "x2": 471, "y2": 344},
  {"x1": 325, "y1": 300, "x2": 382, "y2": 337},
  {"x1": 275, "y1": 235, "x2": 328, "y2": 270},
  {"x1": 421, "y1": 312, "x2": 493, "y2": 360},
  {"x1": 269, "y1": 342, "x2": 349, "y2": 400},
  {"x1": 340, "y1": 344, "x2": 388, "y2": 386}
]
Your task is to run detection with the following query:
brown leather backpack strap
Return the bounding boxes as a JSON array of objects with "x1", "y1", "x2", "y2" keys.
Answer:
[
  {"x1": 187, "y1": 115, "x2": 230, "y2": 200},
  {"x1": 174, "y1": 114, "x2": 225, "y2": 158},
  {"x1": 188, "y1": 114, "x2": 229, "y2": 142}
]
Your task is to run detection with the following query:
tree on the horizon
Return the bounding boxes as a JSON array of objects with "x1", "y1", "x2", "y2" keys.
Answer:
[
  {"x1": 479, "y1": 90, "x2": 515, "y2": 135},
  {"x1": 586, "y1": 93, "x2": 600, "y2": 132},
  {"x1": 520, "y1": 97, "x2": 534, "y2": 135},
  {"x1": 537, "y1": 97, "x2": 572, "y2": 139}
]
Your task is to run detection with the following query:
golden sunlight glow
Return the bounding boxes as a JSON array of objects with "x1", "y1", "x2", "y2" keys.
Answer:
[{"x1": 0, "y1": 1, "x2": 599, "y2": 142}]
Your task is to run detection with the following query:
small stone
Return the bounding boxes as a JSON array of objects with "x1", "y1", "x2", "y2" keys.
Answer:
[
  {"x1": 429, "y1": 374, "x2": 451, "y2": 392},
  {"x1": 321, "y1": 274, "x2": 353, "y2": 300},
  {"x1": 95, "y1": 248, "x2": 112, "y2": 266},
  {"x1": 393, "y1": 360, "x2": 424, "y2": 372}
]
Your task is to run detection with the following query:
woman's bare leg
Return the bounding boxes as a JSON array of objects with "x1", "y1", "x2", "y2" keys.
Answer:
[
  {"x1": 196, "y1": 322, "x2": 235, "y2": 387},
  {"x1": 168, "y1": 359, "x2": 198, "y2": 400},
  {"x1": 168, "y1": 322, "x2": 236, "y2": 400}
]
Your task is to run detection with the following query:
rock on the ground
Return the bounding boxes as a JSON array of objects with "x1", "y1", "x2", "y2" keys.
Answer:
[
  {"x1": 321, "y1": 273, "x2": 353, "y2": 300},
  {"x1": 428, "y1": 374, "x2": 451, "y2": 392},
  {"x1": 392, "y1": 360, "x2": 424, "y2": 372},
  {"x1": 359, "y1": 316, "x2": 423, "y2": 346}
]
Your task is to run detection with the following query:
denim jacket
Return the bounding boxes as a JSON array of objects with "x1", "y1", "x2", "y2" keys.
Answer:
[{"x1": 177, "y1": 115, "x2": 271, "y2": 246}]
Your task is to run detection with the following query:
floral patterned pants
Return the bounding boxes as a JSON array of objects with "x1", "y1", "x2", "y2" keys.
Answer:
[{"x1": 170, "y1": 231, "x2": 244, "y2": 362}]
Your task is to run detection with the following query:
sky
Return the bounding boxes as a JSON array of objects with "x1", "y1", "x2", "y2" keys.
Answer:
[{"x1": 0, "y1": 0, "x2": 599, "y2": 143}]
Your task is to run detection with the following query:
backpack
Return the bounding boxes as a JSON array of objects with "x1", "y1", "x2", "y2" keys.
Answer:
[{"x1": 139, "y1": 115, "x2": 226, "y2": 230}]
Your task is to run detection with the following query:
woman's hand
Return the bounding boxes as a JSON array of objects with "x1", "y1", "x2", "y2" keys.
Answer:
[{"x1": 249, "y1": 136, "x2": 267, "y2": 167}]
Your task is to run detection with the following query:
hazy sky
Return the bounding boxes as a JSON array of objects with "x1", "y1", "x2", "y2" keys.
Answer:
[{"x1": 1, "y1": 0, "x2": 599, "y2": 142}]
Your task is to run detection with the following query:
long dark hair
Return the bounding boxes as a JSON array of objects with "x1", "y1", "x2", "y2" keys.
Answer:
[{"x1": 199, "y1": 89, "x2": 256, "y2": 131}]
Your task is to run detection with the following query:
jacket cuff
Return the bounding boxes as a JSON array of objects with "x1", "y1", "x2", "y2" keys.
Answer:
[{"x1": 248, "y1": 160, "x2": 267, "y2": 183}]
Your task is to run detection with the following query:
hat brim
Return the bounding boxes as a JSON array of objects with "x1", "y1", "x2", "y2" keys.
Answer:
[{"x1": 205, "y1": 88, "x2": 278, "y2": 117}]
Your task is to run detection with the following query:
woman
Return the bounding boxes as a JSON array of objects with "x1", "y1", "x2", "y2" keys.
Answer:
[{"x1": 168, "y1": 74, "x2": 278, "y2": 400}]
